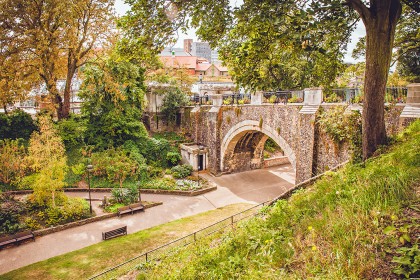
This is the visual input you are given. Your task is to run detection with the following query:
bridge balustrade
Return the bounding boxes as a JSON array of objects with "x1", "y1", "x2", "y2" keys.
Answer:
[
  {"x1": 222, "y1": 93, "x2": 251, "y2": 105},
  {"x1": 190, "y1": 87, "x2": 407, "y2": 106}
]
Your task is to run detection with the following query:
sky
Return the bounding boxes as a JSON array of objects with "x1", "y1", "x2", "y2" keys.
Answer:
[{"x1": 114, "y1": 0, "x2": 365, "y2": 64}]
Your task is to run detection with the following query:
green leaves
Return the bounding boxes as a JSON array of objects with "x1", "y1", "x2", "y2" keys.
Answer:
[
  {"x1": 392, "y1": 244, "x2": 420, "y2": 278},
  {"x1": 160, "y1": 87, "x2": 189, "y2": 125},
  {"x1": 80, "y1": 55, "x2": 147, "y2": 149}
]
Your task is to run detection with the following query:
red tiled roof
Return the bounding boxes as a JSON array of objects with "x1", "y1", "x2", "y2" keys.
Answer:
[
  {"x1": 160, "y1": 56, "x2": 197, "y2": 69},
  {"x1": 196, "y1": 63, "x2": 212, "y2": 71},
  {"x1": 214, "y1": 64, "x2": 228, "y2": 72}
]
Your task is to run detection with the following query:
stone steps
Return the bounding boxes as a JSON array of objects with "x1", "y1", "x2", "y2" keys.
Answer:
[
  {"x1": 400, "y1": 105, "x2": 420, "y2": 118},
  {"x1": 299, "y1": 105, "x2": 319, "y2": 114}
]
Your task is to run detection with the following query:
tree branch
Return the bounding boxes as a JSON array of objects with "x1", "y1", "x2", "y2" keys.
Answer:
[{"x1": 345, "y1": 0, "x2": 371, "y2": 24}]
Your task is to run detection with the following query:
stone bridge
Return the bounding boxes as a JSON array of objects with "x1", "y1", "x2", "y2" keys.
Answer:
[
  {"x1": 182, "y1": 104, "x2": 338, "y2": 184},
  {"x1": 180, "y1": 102, "x2": 418, "y2": 184},
  {"x1": 177, "y1": 84, "x2": 420, "y2": 184}
]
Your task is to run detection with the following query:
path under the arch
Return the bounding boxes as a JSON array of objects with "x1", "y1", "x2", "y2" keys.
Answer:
[{"x1": 201, "y1": 163, "x2": 295, "y2": 203}]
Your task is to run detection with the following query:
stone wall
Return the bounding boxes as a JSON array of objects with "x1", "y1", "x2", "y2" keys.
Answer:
[
  {"x1": 180, "y1": 103, "x2": 409, "y2": 184},
  {"x1": 385, "y1": 104, "x2": 405, "y2": 135},
  {"x1": 263, "y1": 156, "x2": 290, "y2": 168}
]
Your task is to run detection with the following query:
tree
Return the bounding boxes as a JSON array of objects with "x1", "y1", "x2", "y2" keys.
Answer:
[
  {"x1": 352, "y1": 6, "x2": 420, "y2": 83},
  {"x1": 0, "y1": 0, "x2": 115, "y2": 119},
  {"x1": 0, "y1": 139, "x2": 27, "y2": 187},
  {"x1": 160, "y1": 87, "x2": 190, "y2": 125},
  {"x1": 0, "y1": 53, "x2": 35, "y2": 113},
  {"x1": 347, "y1": 0, "x2": 403, "y2": 159},
  {"x1": 122, "y1": 0, "x2": 418, "y2": 160},
  {"x1": 0, "y1": 110, "x2": 37, "y2": 140},
  {"x1": 79, "y1": 53, "x2": 148, "y2": 149},
  {"x1": 95, "y1": 148, "x2": 138, "y2": 188},
  {"x1": 25, "y1": 116, "x2": 67, "y2": 207},
  {"x1": 216, "y1": 1, "x2": 352, "y2": 90}
]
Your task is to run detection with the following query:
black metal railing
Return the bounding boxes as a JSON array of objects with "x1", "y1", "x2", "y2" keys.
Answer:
[
  {"x1": 189, "y1": 87, "x2": 408, "y2": 106},
  {"x1": 222, "y1": 93, "x2": 251, "y2": 105},
  {"x1": 385, "y1": 86, "x2": 407, "y2": 103},
  {"x1": 323, "y1": 88, "x2": 362, "y2": 103},
  {"x1": 262, "y1": 90, "x2": 304, "y2": 104},
  {"x1": 88, "y1": 201, "x2": 269, "y2": 280}
]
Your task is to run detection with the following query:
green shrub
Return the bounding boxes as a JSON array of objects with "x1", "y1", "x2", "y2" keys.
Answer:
[
  {"x1": 171, "y1": 164, "x2": 193, "y2": 179},
  {"x1": 111, "y1": 184, "x2": 139, "y2": 205},
  {"x1": 288, "y1": 96, "x2": 303, "y2": 103},
  {"x1": 0, "y1": 110, "x2": 37, "y2": 140},
  {"x1": 166, "y1": 151, "x2": 181, "y2": 165},
  {"x1": 148, "y1": 166, "x2": 163, "y2": 178},
  {"x1": 0, "y1": 139, "x2": 27, "y2": 188},
  {"x1": 141, "y1": 178, "x2": 176, "y2": 190},
  {"x1": 91, "y1": 147, "x2": 140, "y2": 187},
  {"x1": 324, "y1": 92, "x2": 342, "y2": 103},
  {"x1": 392, "y1": 245, "x2": 420, "y2": 278},
  {"x1": 44, "y1": 197, "x2": 90, "y2": 226},
  {"x1": 160, "y1": 87, "x2": 189, "y2": 124},
  {"x1": 223, "y1": 97, "x2": 233, "y2": 105},
  {"x1": 24, "y1": 217, "x2": 41, "y2": 230},
  {"x1": 56, "y1": 114, "x2": 87, "y2": 148},
  {"x1": 135, "y1": 137, "x2": 173, "y2": 167},
  {"x1": 268, "y1": 95, "x2": 277, "y2": 103},
  {"x1": 0, "y1": 194, "x2": 25, "y2": 235}
]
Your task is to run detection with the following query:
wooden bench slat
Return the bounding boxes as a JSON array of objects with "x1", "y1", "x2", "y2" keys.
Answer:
[
  {"x1": 102, "y1": 226, "x2": 127, "y2": 240},
  {"x1": 0, "y1": 230, "x2": 34, "y2": 249},
  {"x1": 129, "y1": 202, "x2": 144, "y2": 211},
  {"x1": 0, "y1": 238, "x2": 17, "y2": 247}
]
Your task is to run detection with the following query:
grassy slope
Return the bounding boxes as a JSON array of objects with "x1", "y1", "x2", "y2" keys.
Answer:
[
  {"x1": 140, "y1": 121, "x2": 420, "y2": 279},
  {"x1": 1, "y1": 203, "x2": 252, "y2": 280}
]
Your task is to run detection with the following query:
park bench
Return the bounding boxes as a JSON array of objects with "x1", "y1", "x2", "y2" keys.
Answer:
[
  {"x1": 102, "y1": 226, "x2": 127, "y2": 240},
  {"x1": 129, "y1": 202, "x2": 144, "y2": 213},
  {"x1": 117, "y1": 205, "x2": 133, "y2": 216},
  {"x1": 117, "y1": 202, "x2": 145, "y2": 217},
  {"x1": 0, "y1": 230, "x2": 35, "y2": 249}
]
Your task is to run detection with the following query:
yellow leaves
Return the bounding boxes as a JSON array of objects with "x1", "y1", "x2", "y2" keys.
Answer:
[
  {"x1": 26, "y1": 116, "x2": 67, "y2": 207},
  {"x1": 27, "y1": 116, "x2": 66, "y2": 172}
]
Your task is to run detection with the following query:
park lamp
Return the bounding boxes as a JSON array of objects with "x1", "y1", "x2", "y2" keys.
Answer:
[{"x1": 86, "y1": 164, "x2": 93, "y2": 214}]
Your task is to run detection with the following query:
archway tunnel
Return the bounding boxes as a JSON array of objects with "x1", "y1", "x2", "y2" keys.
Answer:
[{"x1": 222, "y1": 130, "x2": 289, "y2": 173}]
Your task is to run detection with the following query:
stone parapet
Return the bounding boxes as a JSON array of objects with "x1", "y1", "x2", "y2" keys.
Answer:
[
  {"x1": 251, "y1": 91, "x2": 263, "y2": 105},
  {"x1": 406, "y1": 83, "x2": 420, "y2": 104}
]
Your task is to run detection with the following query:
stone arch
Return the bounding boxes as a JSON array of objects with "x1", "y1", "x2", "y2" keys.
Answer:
[{"x1": 220, "y1": 120, "x2": 296, "y2": 172}]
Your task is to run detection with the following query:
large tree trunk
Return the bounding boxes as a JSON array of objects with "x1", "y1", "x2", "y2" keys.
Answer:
[
  {"x1": 351, "y1": 0, "x2": 402, "y2": 159},
  {"x1": 45, "y1": 77, "x2": 64, "y2": 119},
  {"x1": 62, "y1": 59, "x2": 77, "y2": 119}
]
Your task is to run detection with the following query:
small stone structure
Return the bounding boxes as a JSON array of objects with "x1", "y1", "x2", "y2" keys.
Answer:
[
  {"x1": 400, "y1": 83, "x2": 420, "y2": 127},
  {"x1": 180, "y1": 143, "x2": 209, "y2": 171},
  {"x1": 304, "y1": 88, "x2": 323, "y2": 105}
]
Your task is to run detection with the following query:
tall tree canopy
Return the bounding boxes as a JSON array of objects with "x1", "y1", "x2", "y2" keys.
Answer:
[
  {"x1": 79, "y1": 53, "x2": 147, "y2": 149},
  {"x1": 0, "y1": 0, "x2": 115, "y2": 119},
  {"x1": 121, "y1": 0, "x2": 418, "y2": 160}
]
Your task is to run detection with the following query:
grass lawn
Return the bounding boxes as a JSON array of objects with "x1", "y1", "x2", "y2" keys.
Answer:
[{"x1": 1, "y1": 203, "x2": 253, "y2": 280}]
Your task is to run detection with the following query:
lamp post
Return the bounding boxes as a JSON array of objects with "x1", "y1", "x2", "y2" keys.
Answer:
[{"x1": 87, "y1": 164, "x2": 93, "y2": 214}]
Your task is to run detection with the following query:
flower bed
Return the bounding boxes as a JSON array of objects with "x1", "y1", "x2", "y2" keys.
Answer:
[{"x1": 140, "y1": 177, "x2": 207, "y2": 192}]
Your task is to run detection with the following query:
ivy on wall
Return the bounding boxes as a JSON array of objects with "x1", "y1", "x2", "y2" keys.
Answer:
[{"x1": 317, "y1": 106, "x2": 362, "y2": 163}]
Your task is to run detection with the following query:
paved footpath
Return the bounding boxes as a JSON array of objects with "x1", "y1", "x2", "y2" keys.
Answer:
[{"x1": 0, "y1": 165, "x2": 294, "y2": 275}]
